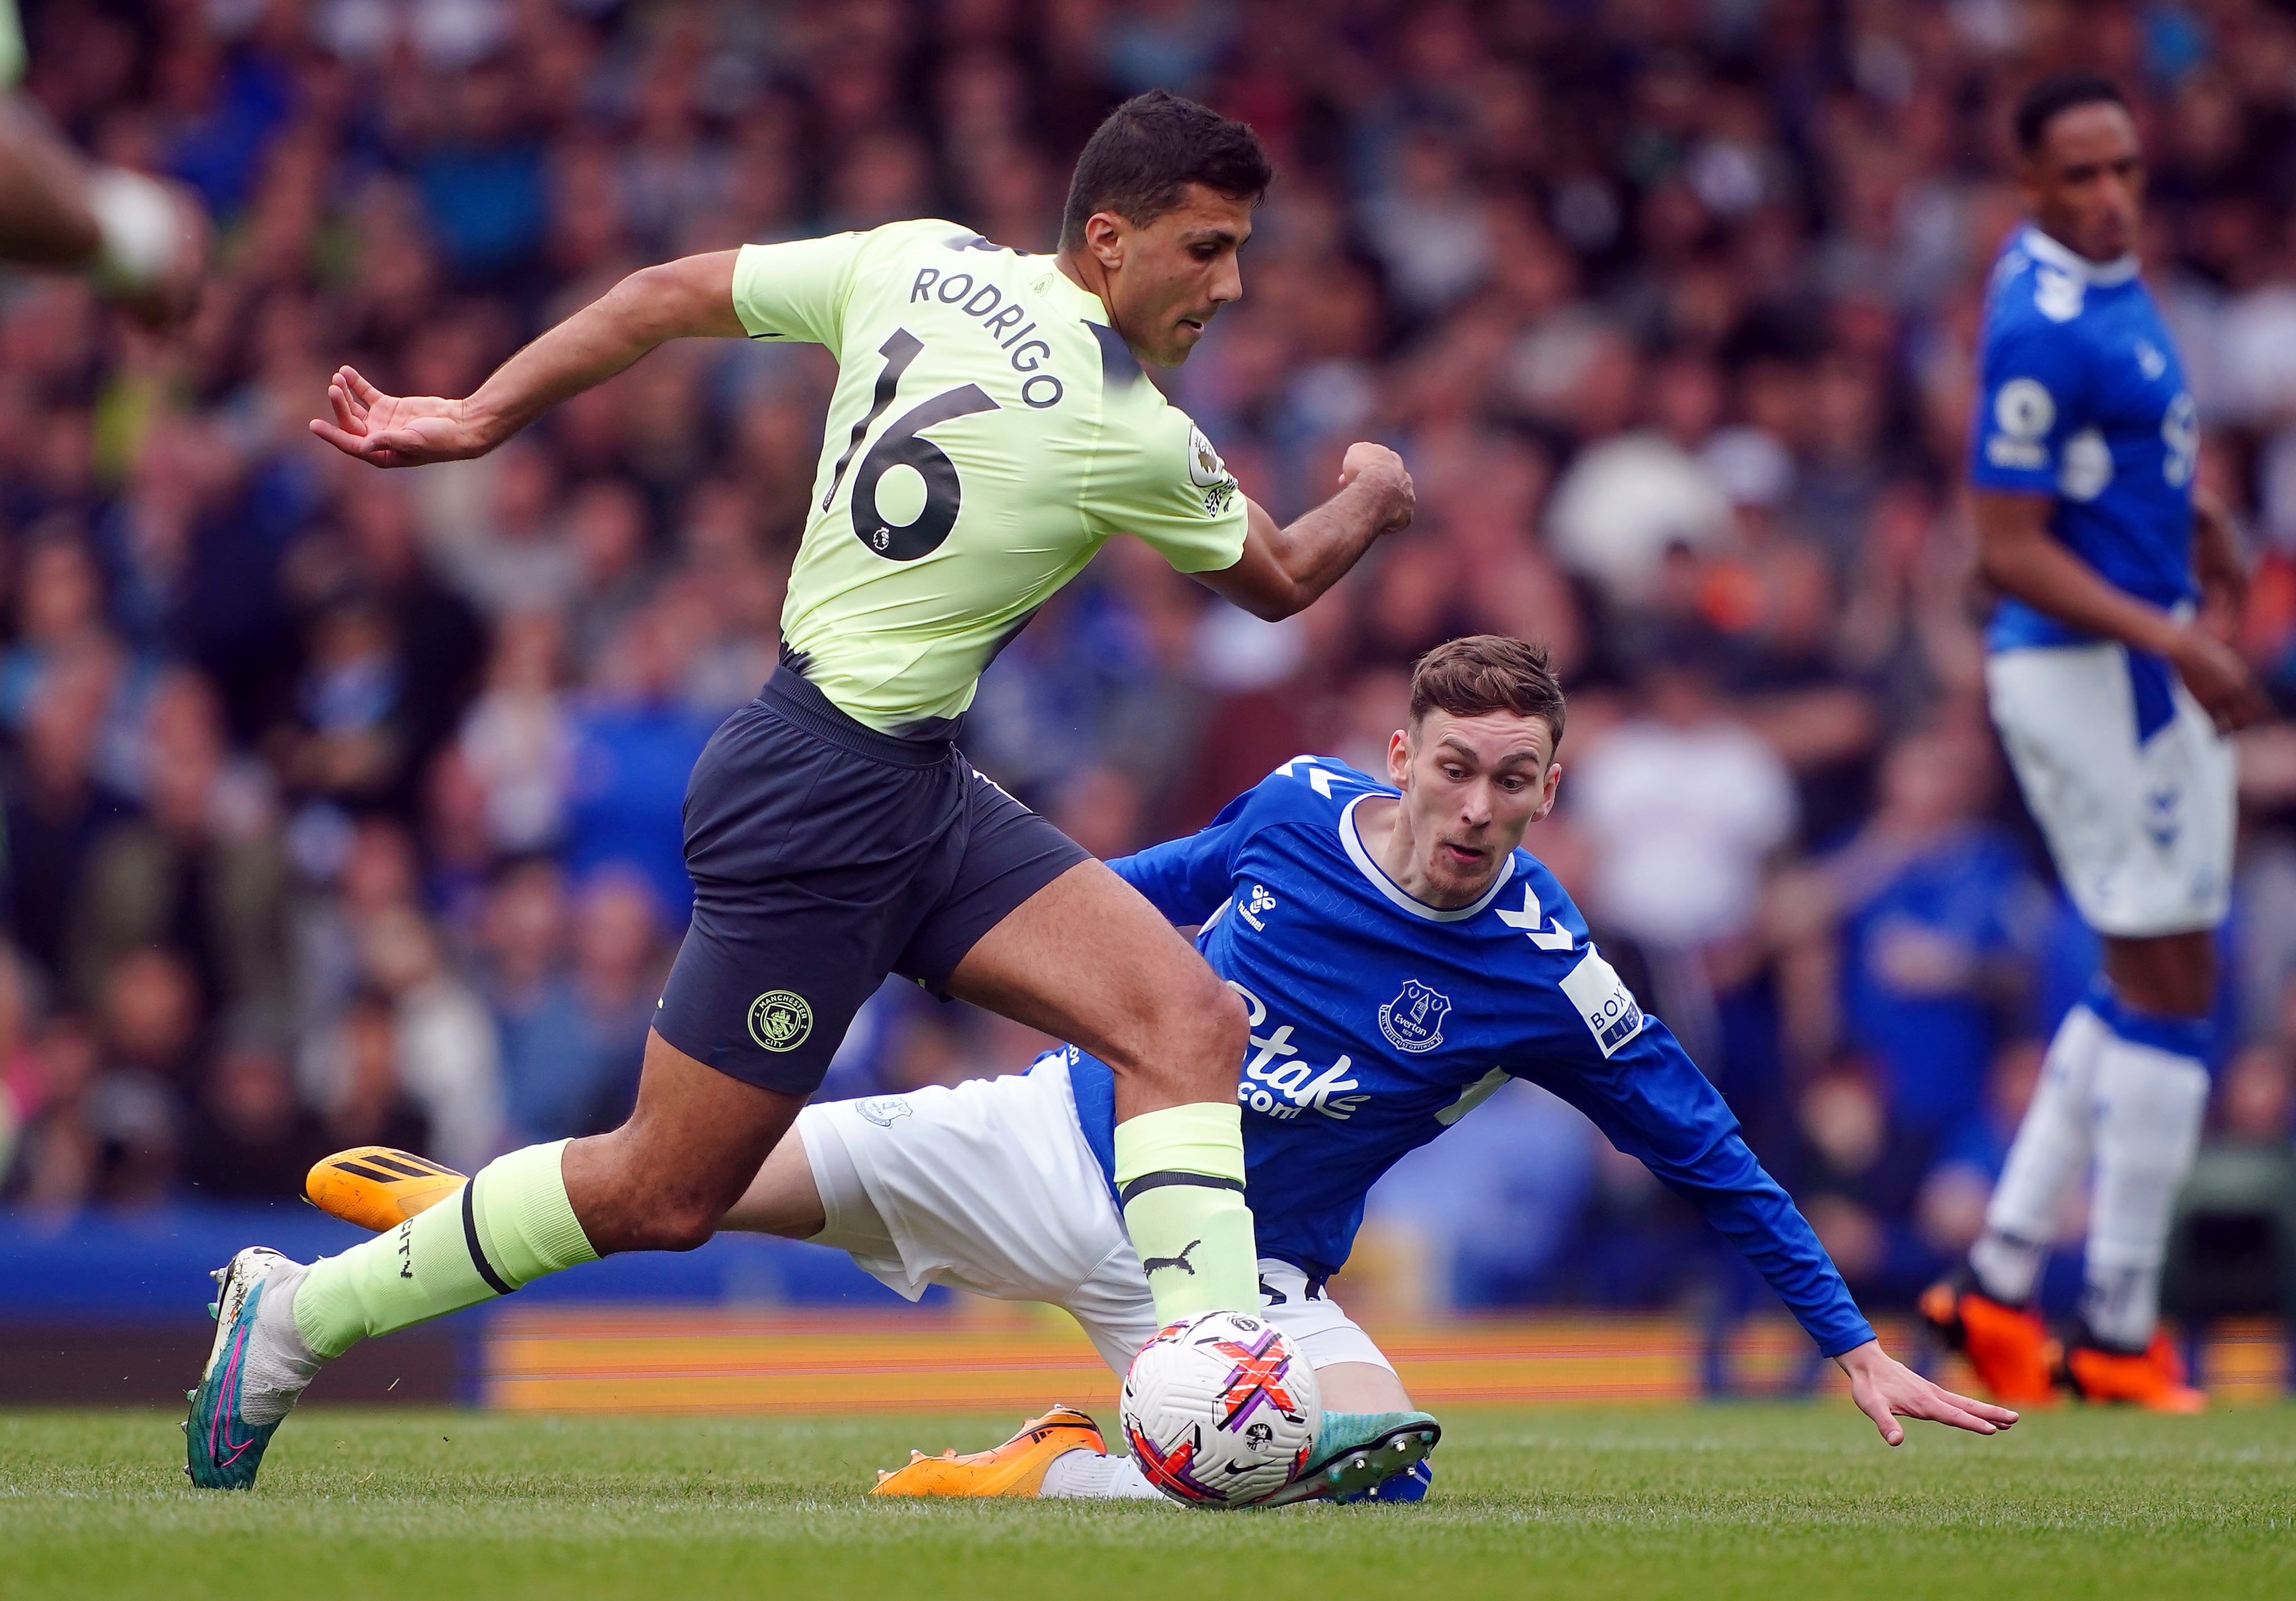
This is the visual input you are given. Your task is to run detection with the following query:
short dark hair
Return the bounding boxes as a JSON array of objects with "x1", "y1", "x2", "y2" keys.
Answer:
[
  {"x1": 2014, "y1": 71, "x2": 2130, "y2": 157},
  {"x1": 1409, "y1": 636, "x2": 1567, "y2": 749},
  {"x1": 1059, "y1": 90, "x2": 1273, "y2": 252}
]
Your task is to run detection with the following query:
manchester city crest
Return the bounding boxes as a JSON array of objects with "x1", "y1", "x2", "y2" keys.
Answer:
[
  {"x1": 1377, "y1": 979, "x2": 1451, "y2": 1054},
  {"x1": 747, "y1": 989, "x2": 813, "y2": 1053}
]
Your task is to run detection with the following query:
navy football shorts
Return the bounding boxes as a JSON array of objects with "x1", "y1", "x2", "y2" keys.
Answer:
[{"x1": 654, "y1": 670, "x2": 1091, "y2": 1097}]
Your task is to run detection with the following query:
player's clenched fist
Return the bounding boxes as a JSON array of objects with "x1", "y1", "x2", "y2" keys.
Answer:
[{"x1": 1338, "y1": 441, "x2": 1415, "y2": 534}]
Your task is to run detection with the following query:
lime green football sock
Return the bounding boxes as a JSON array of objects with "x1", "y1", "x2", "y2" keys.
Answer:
[
  {"x1": 1114, "y1": 1101, "x2": 1258, "y2": 1323},
  {"x1": 293, "y1": 1140, "x2": 598, "y2": 1360}
]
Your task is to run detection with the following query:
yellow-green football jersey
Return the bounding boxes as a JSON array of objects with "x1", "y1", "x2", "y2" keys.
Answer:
[{"x1": 732, "y1": 220, "x2": 1248, "y2": 736}]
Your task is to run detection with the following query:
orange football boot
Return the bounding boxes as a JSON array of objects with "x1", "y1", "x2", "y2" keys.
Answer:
[
  {"x1": 2063, "y1": 1331, "x2": 2207, "y2": 1413},
  {"x1": 869, "y1": 1405, "x2": 1106, "y2": 1498},
  {"x1": 306, "y1": 1146, "x2": 466, "y2": 1232},
  {"x1": 1919, "y1": 1276, "x2": 2061, "y2": 1405}
]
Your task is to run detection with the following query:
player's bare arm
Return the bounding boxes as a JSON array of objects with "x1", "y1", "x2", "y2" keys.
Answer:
[
  {"x1": 0, "y1": 97, "x2": 99, "y2": 263},
  {"x1": 2192, "y1": 485, "x2": 2248, "y2": 641},
  {"x1": 325, "y1": 155, "x2": 1269, "y2": 471},
  {"x1": 311, "y1": 250, "x2": 745, "y2": 468},
  {"x1": 1973, "y1": 487, "x2": 2263, "y2": 729},
  {"x1": 1197, "y1": 446, "x2": 1415, "y2": 621}
]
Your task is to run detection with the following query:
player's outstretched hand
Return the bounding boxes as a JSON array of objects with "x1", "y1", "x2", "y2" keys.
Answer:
[
  {"x1": 1835, "y1": 1339, "x2": 2017, "y2": 1447},
  {"x1": 1337, "y1": 441, "x2": 1414, "y2": 534},
  {"x1": 310, "y1": 366, "x2": 491, "y2": 468}
]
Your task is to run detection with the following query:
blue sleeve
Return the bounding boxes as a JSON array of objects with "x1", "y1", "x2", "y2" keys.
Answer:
[
  {"x1": 1517, "y1": 1013, "x2": 1876, "y2": 1358},
  {"x1": 1968, "y1": 307, "x2": 2089, "y2": 496},
  {"x1": 1107, "y1": 787, "x2": 1251, "y2": 926}
]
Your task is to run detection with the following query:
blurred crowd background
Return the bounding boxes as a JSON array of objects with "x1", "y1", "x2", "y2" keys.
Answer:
[{"x1": 4, "y1": 0, "x2": 2296, "y2": 1338}]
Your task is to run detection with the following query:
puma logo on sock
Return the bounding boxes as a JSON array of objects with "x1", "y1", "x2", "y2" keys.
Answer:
[{"x1": 1144, "y1": 1241, "x2": 1202, "y2": 1277}]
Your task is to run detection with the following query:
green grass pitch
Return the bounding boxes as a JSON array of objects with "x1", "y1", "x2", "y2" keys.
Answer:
[{"x1": 4, "y1": 1404, "x2": 2292, "y2": 1599}]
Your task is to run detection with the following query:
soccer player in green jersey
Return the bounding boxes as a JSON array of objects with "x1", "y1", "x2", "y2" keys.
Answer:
[{"x1": 184, "y1": 91, "x2": 1417, "y2": 1489}]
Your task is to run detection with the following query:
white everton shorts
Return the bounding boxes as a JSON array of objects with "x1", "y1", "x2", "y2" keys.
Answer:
[
  {"x1": 1987, "y1": 641, "x2": 2234, "y2": 937},
  {"x1": 794, "y1": 1051, "x2": 1392, "y2": 1376}
]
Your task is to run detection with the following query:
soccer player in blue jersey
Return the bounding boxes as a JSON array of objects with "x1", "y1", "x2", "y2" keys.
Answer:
[
  {"x1": 1920, "y1": 74, "x2": 2270, "y2": 1412},
  {"x1": 689, "y1": 634, "x2": 2007, "y2": 1499}
]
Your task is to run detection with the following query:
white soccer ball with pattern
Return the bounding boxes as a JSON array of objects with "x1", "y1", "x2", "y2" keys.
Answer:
[{"x1": 1119, "y1": 1309, "x2": 1322, "y2": 1508}]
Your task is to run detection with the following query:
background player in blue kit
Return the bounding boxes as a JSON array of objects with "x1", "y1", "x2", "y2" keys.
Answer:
[{"x1": 1921, "y1": 73, "x2": 2272, "y2": 1412}]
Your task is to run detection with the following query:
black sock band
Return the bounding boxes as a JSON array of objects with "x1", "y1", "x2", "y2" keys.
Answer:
[
  {"x1": 1119, "y1": 1170, "x2": 1246, "y2": 1206},
  {"x1": 460, "y1": 1177, "x2": 516, "y2": 1298}
]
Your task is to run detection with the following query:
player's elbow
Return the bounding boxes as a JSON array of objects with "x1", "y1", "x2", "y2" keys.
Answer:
[
  {"x1": 1218, "y1": 557, "x2": 1312, "y2": 621},
  {"x1": 1232, "y1": 583, "x2": 1305, "y2": 623},
  {"x1": 1974, "y1": 538, "x2": 2026, "y2": 596},
  {"x1": 1197, "y1": 567, "x2": 1303, "y2": 623}
]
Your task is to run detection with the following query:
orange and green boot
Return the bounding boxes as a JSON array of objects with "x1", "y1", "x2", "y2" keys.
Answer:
[{"x1": 869, "y1": 1405, "x2": 1108, "y2": 1497}]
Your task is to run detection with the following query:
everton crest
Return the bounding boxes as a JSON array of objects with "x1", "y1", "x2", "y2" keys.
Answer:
[
  {"x1": 856, "y1": 1096, "x2": 914, "y2": 1128},
  {"x1": 1377, "y1": 979, "x2": 1451, "y2": 1054}
]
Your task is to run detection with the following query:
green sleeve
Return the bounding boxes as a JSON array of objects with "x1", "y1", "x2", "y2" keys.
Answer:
[
  {"x1": 1, "y1": 0, "x2": 24, "y2": 87},
  {"x1": 1082, "y1": 394, "x2": 1250, "y2": 574},
  {"x1": 730, "y1": 231, "x2": 872, "y2": 347}
]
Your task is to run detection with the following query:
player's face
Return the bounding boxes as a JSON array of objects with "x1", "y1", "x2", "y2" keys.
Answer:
[
  {"x1": 2025, "y1": 101, "x2": 2145, "y2": 263},
  {"x1": 1094, "y1": 184, "x2": 1253, "y2": 366},
  {"x1": 1387, "y1": 710, "x2": 1562, "y2": 905}
]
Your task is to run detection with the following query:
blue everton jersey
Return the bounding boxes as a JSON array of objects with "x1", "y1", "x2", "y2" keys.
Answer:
[
  {"x1": 1059, "y1": 757, "x2": 1875, "y2": 1358},
  {"x1": 1970, "y1": 225, "x2": 2198, "y2": 653}
]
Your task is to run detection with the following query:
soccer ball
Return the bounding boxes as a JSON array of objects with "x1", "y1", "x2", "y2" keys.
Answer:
[{"x1": 1120, "y1": 1310, "x2": 1322, "y2": 1509}]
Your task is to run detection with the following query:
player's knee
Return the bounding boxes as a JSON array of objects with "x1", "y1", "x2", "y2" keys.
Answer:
[
  {"x1": 569, "y1": 1125, "x2": 743, "y2": 1254},
  {"x1": 1154, "y1": 967, "x2": 1250, "y2": 1094},
  {"x1": 621, "y1": 1197, "x2": 723, "y2": 1254},
  {"x1": 1203, "y1": 979, "x2": 1250, "y2": 1064},
  {"x1": 1095, "y1": 965, "x2": 1245, "y2": 1101},
  {"x1": 655, "y1": 1207, "x2": 724, "y2": 1253}
]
